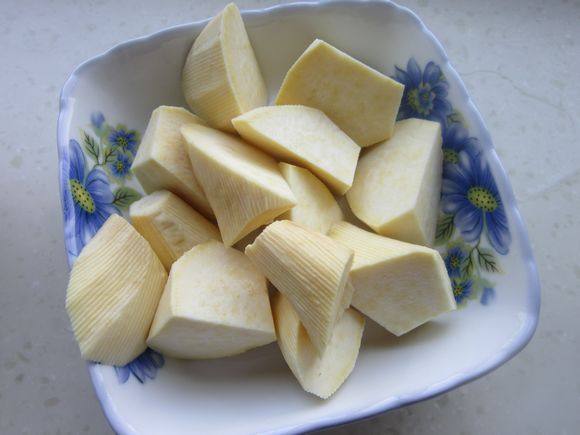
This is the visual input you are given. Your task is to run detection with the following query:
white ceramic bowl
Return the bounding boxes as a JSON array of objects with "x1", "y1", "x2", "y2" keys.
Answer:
[{"x1": 57, "y1": 1, "x2": 540, "y2": 433}]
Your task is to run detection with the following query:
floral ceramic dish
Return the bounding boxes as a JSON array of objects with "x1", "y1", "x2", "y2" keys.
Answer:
[{"x1": 57, "y1": 1, "x2": 540, "y2": 433}]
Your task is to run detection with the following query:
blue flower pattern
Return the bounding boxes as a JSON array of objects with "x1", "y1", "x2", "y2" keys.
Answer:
[
  {"x1": 108, "y1": 151, "x2": 133, "y2": 179},
  {"x1": 64, "y1": 139, "x2": 119, "y2": 257},
  {"x1": 109, "y1": 128, "x2": 138, "y2": 155},
  {"x1": 480, "y1": 287, "x2": 496, "y2": 306},
  {"x1": 114, "y1": 349, "x2": 165, "y2": 384},
  {"x1": 452, "y1": 278, "x2": 473, "y2": 304},
  {"x1": 62, "y1": 113, "x2": 142, "y2": 257},
  {"x1": 63, "y1": 113, "x2": 165, "y2": 384},
  {"x1": 394, "y1": 58, "x2": 511, "y2": 306},
  {"x1": 394, "y1": 58, "x2": 452, "y2": 123},
  {"x1": 444, "y1": 245, "x2": 467, "y2": 279},
  {"x1": 91, "y1": 112, "x2": 105, "y2": 130},
  {"x1": 442, "y1": 122, "x2": 479, "y2": 165},
  {"x1": 442, "y1": 152, "x2": 510, "y2": 255}
]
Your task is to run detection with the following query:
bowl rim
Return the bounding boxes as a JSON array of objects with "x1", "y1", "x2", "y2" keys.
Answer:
[{"x1": 57, "y1": 1, "x2": 541, "y2": 434}]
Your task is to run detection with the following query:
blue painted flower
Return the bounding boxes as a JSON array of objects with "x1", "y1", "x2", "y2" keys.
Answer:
[
  {"x1": 442, "y1": 151, "x2": 511, "y2": 255},
  {"x1": 442, "y1": 122, "x2": 479, "y2": 165},
  {"x1": 444, "y1": 245, "x2": 467, "y2": 278},
  {"x1": 91, "y1": 112, "x2": 105, "y2": 130},
  {"x1": 480, "y1": 287, "x2": 496, "y2": 305},
  {"x1": 452, "y1": 278, "x2": 473, "y2": 304},
  {"x1": 108, "y1": 151, "x2": 133, "y2": 179},
  {"x1": 115, "y1": 348, "x2": 165, "y2": 384},
  {"x1": 63, "y1": 139, "x2": 119, "y2": 257},
  {"x1": 394, "y1": 58, "x2": 452, "y2": 122},
  {"x1": 109, "y1": 128, "x2": 138, "y2": 155}
]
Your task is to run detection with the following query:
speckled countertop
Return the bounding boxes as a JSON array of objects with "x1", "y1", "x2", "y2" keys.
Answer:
[{"x1": 0, "y1": 0, "x2": 578, "y2": 434}]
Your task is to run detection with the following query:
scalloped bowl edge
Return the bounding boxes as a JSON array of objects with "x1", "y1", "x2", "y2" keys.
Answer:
[{"x1": 57, "y1": 1, "x2": 540, "y2": 434}]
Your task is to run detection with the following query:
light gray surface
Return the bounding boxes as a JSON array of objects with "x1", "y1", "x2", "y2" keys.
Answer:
[{"x1": 0, "y1": 0, "x2": 578, "y2": 434}]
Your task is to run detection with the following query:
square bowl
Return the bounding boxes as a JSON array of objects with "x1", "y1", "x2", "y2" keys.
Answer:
[{"x1": 57, "y1": 1, "x2": 540, "y2": 433}]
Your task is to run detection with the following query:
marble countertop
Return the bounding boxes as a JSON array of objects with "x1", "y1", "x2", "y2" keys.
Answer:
[{"x1": 1, "y1": 0, "x2": 578, "y2": 434}]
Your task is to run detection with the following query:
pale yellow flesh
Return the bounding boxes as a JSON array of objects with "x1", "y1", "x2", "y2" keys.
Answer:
[
  {"x1": 273, "y1": 293, "x2": 364, "y2": 399},
  {"x1": 147, "y1": 240, "x2": 275, "y2": 359},
  {"x1": 232, "y1": 105, "x2": 360, "y2": 194},
  {"x1": 328, "y1": 222, "x2": 456, "y2": 335},
  {"x1": 245, "y1": 220, "x2": 354, "y2": 352},
  {"x1": 278, "y1": 163, "x2": 343, "y2": 234},
  {"x1": 182, "y1": 3, "x2": 267, "y2": 132},
  {"x1": 181, "y1": 123, "x2": 296, "y2": 246},
  {"x1": 347, "y1": 118, "x2": 443, "y2": 246},
  {"x1": 65, "y1": 215, "x2": 167, "y2": 365},
  {"x1": 275, "y1": 39, "x2": 404, "y2": 147},
  {"x1": 132, "y1": 106, "x2": 213, "y2": 219},
  {"x1": 129, "y1": 190, "x2": 221, "y2": 270}
]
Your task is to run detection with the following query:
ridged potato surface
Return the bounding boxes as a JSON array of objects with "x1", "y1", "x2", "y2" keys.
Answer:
[
  {"x1": 130, "y1": 190, "x2": 221, "y2": 270},
  {"x1": 66, "y1": 215, "x2": 167, "y2": 365},
  {"x1": 182, "y1": 3, "x2": 267, "y2": 131},
  {"x1": 273, "y1": 293, "x2": 365, "y2": 399},
  {"x1": 132, "y1": 105, "x2": 213, "y2": 218},
  {"x1": 245, "y1": 220, "x2": 354, "y2": 352},
  {"x1": 182, "y1": 123, "x2": 296, "y2": 246}
]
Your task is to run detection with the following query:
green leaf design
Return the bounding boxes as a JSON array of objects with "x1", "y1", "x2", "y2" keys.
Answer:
[
  {"x1": 83, "y1": 131, "x2": 100, "y2": 162},
  {"x1": 462, "y1": 249, "x2": 475, "y2": 278},
  {"x1": 435, "y1": 214, "x2": 455, "y2": 244},
  {"x1": 102, "y1": 146, "x2": 117, "y2": 164},
  {"x1": 476, "y1": 247, "x2": 500, "y2": 273},
  {"x1": 447, "y1": 111, "x2": 465, "y2": 126},
  {"x1": 112, "y1": 187, "x2": 141, "y2": 209}
]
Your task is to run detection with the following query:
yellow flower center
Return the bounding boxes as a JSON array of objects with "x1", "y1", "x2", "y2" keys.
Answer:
[
  {"x1": 116, "y1": 136, "x2": 128, "y2": 149},
  {"x1": 450, "y1": 255, "x2": 460, "y2": 269},
  {"x1": 69, "y1": 179, "x2": 95, "y2": 213},
  {"x1": 453, "y1": 284, "x2": 464, "y2": 297},
  {"x1": 407, "y1": 83, "x2": 434, "y2": 116},
  {"x1": 443, "y1": 149, "x2": 459, "y2": 164},
  {"x1": 468, "y1": 186, "x2": 498, "y2": 212}
]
